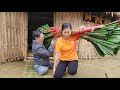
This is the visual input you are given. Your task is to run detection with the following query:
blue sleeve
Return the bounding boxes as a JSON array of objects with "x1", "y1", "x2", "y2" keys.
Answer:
[{"x1": 35, "y1": 44, "x2": 55, "y2": 58}]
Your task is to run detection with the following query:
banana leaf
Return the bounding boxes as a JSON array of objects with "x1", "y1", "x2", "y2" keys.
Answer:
[
  {"x1": 91, "y1": 41, "x2": 105, "y2": 56},
  {"x1": 43, "y1": 36, "x2": 53, "y2": 49},
  {"x1": 82, "y1": 20, "x2": 120, "y2": 56}
]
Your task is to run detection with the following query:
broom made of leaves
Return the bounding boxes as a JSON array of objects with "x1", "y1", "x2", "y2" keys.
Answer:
[{"x1": 37, "y1": 20, "x2": 120, "y2": 57}]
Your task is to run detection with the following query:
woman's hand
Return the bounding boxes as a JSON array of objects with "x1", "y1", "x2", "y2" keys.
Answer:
[
  {"x1": 101, "y1": 25, "x2": 105, "y2": 28},
  {"x1": 51, "y1": 37, "x2": 58, "y2": 45},
  {"x1": 77, "y1": 25, "x2": 86, "y2": 32},
  {"x1": 91, "y1": 28, "x2": 94, "y2": 32},
  {"x1": 53, "y1": 52, "x2": 60, "y2": 75},
  {"x1": 53, "y1": 66, "x2": 56, "y2": 75},
  {"x1": 51, "y1": 40, "x2": 55, "y2": 44}
]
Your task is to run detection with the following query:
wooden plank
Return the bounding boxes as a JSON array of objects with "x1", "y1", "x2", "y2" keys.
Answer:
[
  {"x1": 56, "y1": 12, "x2": 59, "y2": 27},
  {"x1": 53, "y1": 12, "x2": 55, "y2": 26},
  {"x1": 55, "y1": 12, "x2": 59, "y2": 27},
  {"x1": 17, "y1": 12, "x2": 20, "y2": 60},
  {"x1": 3, "y1": 12, "x2": 7, "y2": 62},
  {"x1": 24, "y1": 12, "x2": 28, "y2": 61},
  {"x1": 14, "y1": 12, "x2": 17, "y2": 61},
  {"x1": 18, "y1": 12, "x2": 21, "y2": 60},
  {"x1": 22, "y1": 13, "x2": 25, "y2": 61},
  {"x1": 16, "y1": 12, "x2": 20, "y2": 60},
  {"x1": 6, "y1": 12, "x2": 9, "y2": 61},
  {"x1": 23, "y1": 12, "x2": 26, "y2": 61},
  {"x1": 14, "y1": 12, "x2": 17, "y2": 60},
  {"x1": 6, "y1": 12, "x2": 11, "y2": 61},
  {"x1": 20, "y1": 12, "x2": 24, "y2": 60},
  {"x1": 9, "y1": 12, "x2": 13, "y2": 61},
  {"x1": 11, "y1": 12, "x2": 16, "y2": 61},
  {"x1": 9, "y1": 12, "x2": 12, "y2": 61},
  {"x1": 0, "y1": 13, "x2": 2, "y2": 63},
  {"x1": 1, "y1": 13, "x2": 3, "y2": 62},
  {"x1": 22, "y1": 12, "x2": 26, "y2": 60},
  {"x1": 13, "y1": 12, "x2": 17, "y2": 61},
  {"x1": 26, "y1": 12, "x2": 28, "y2": 61},
  {"x1": 57, "y1": 12, "x2": 60, "y2": 27},
  {"x1": 20, "y1": 12, "x2": 23, "y2": 59},
  {"x1": 54, "y1": 12, "x2": 57, "y2": 27},
  {"x1": 17, "y1": 12, "x2": 21, "y2": 60},
  {"x1": 21, "y1": 12, "x2": 25, "y2": 60},
  {"x1": 1, "y1": 13, "x2": 5, "y2": 63},
  {"x1": 56, "y1": 12, "x2": 58, "y2": 27},
  {"x1": 22, "y1": 12, "x2": 25, "y2": 60}
]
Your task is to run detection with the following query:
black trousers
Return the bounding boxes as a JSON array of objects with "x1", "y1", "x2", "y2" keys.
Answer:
[{"x1": 54, "y1": 60, "x2": 78, "y2": 78}]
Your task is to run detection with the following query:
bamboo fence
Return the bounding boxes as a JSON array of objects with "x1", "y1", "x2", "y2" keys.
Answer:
[{"x1": 0, "y1": 12, "x2": 28, "y2": 64}]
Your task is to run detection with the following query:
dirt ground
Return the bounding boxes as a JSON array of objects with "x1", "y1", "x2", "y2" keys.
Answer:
[
  {"x1": 78, "y1": 59, "x2": 120, "y2": 78},
  {"x1": 0, "y1": 60, "x2": 25, "y2": 78},
  {"x1": 1, "y1": 59, "x2": 120, "y2": 78}
]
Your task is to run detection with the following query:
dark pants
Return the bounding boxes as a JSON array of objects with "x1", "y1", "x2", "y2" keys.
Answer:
[{"x1": 54, "y1": 60, "x2": 78, "y2": 78}]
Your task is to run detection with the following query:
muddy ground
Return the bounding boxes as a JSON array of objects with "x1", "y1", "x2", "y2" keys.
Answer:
[{"x1": 0, "y1": 59, "x2": 120, "y2": 78}]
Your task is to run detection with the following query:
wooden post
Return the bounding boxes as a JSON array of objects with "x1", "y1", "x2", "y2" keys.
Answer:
[
  {"x1": 21, "y1": 12, "x2": 24, "y2": 60},
  {"x1": 17, "y1": 12, "x2": 21, "y2": 60},
  {"x1": 0, "y1": 13, "x2": 2, "y2": 63},
  {"x1": 1, "y1": 13, "x2": 5, "y2": 63},
  {"x1": 3, "y1": 12, "x2": 7, "y2": 62},
  {"x1": 14, "y1": 12, "x2": 17, "y2": 61},
  {"x1": 24, "y1": 12, "x2": 28, "y2": 62}
]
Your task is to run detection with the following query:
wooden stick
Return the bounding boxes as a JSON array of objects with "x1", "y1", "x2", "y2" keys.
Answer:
[
  {"x1": 11, "y1": 12, "x2": 16, "y2": 61},
  {"x1": 20, "y1": 12, "x2": 23, "y2": 60},
  {"x1": 10, "y1": 12, "x2": 14, "y2": 61},
  {"x1": 24, "y1": 12, "x2": 28, "y2": 61},
  {"x1": 18, "y1": 12, "x2": 21, "y2": 60},
  {"x1": 6, "y1": 12, "x2": 10, "y2": 61},
  {"x1": 14, "y1": 12, "x2": 17, "y2": 60},
  {"x1": 0, "y1": 13, "x2": 2, "y2": 63},
  {"x1": 3, "y1": 12, "x2": 7, "y2": 62},
  {"x1": 22, "y1": 12, "x2": 25, "y2": 60},
  {"x1": 6, "y1": 12, "x2": 9, "y2": 61},
  {"x1": 1, "y1": 13, "x2": 5, "y2": 63},
  {"x1": 54, "y1": 12, "x2": 56, "y2": 27}
]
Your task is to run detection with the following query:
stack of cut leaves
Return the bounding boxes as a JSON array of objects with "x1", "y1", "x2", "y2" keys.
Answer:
[
  {"x1": 82, "y1": 20, "x2": 120, "y2": 56},
  {"x1": 37, "y1": 24, "x2": 61, "y2": 49}
]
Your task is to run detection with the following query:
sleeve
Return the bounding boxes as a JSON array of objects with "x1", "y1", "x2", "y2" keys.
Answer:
[
  {"x1": 55, "y1": 40, "x2": 61, "y2": 53},
  {"x1": 35, "y1": 45, "x2": 54, "y2": 58},
  {"x1": 48, "y1": 44, "x2": 55, "y2": 57}
]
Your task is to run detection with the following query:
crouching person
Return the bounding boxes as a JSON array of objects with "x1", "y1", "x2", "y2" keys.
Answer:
[{"x1": 32, "y1": 30, "x2": 55, "y2": 75}]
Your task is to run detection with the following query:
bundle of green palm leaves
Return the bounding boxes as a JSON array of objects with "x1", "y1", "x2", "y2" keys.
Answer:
[
  {"x1": 37, "y1": 24, "x2": 61, "y2": 49},
  {"x1": 82, "y1": 20, "x2": 120, "y2": 56},
  {"x1": 37, "y1": 20, "x2": 120, "y2": 57}
]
